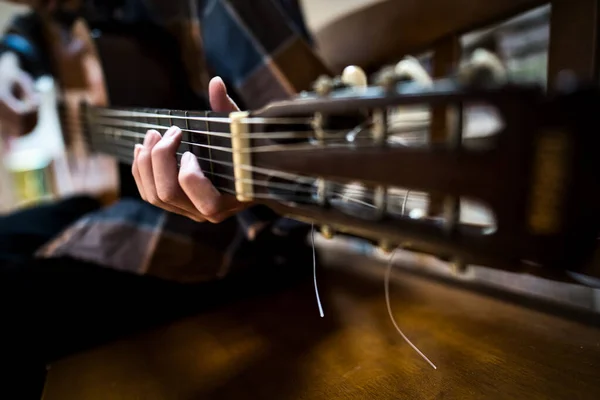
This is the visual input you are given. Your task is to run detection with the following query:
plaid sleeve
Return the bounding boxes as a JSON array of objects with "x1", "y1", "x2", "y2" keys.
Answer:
[
  {"x1": 35, "y1": 199, "x2": 241, "y2": 283},
  {"x1": 198, "y1": 0, "x2": 331, "y2": 109}
]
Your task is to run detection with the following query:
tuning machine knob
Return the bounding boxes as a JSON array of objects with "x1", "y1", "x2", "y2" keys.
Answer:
[
  {"x1": 375, "y1": 66, "x2": 397, "y2": 91},
  {"x1": 341, "y1": 65, "x2": 368, "y2": 89},
  {"x1": 312, "y1": 75, "x2": 334, "y2": 96},
  {"x1": 378, "y1": 240, "x2": 396, "y2": 254},
  {"x1": 450, "y1": 257, "x2": 468, "y2": 276},
  {"x1": 395, "y1": 56, "x2": 433, "y2": 87},
  {"x1": 320, "y1": 225, "x2": 335, "y2": 239},
  {"x1": 458, "y1": 48, "x2": 507, "y2": 87},
  {"x1": 375, "y1": 56, "x2": 433, "y2": 91},
  {"x1": 313, "y1": 66, "x2": 368, "y2": 95}
]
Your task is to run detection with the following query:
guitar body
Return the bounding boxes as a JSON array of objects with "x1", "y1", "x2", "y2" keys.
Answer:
[{"x1": 45, "y1": 17, "x2": 206, "y2": 202}]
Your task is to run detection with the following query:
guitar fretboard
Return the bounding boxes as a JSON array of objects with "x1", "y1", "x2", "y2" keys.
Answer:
[{"x1": 80, "y1": 106, "x2": 238, "y2": 194}]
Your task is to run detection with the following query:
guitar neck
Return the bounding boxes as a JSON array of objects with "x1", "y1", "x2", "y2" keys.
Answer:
[
  {"x1": 54, "y1": 83, "x2": 600, "y2": 280},
  {"x1": 81, "y1": 106, "x2": 238, "y2": 195}
]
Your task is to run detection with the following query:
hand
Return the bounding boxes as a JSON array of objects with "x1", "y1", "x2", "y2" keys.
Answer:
[
  {"x1": 0, "y1": 52, "x2": 39, "y2": 141},
  {"x1": 132, "y1": 77, "x2": 248, "y2": 223}
]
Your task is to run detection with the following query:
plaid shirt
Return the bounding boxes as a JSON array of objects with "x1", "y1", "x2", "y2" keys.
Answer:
[
  {"x1": 36, "y1": 200, "x2": 312, "y2": 283},
  {"x1": 3, "y1": 0, "x2": 329, "y2": 282},
  {"x1": 196, "y1": 0, "x2": 329, "y2": 108},
  {"x1": 84, "y1": 0, "x2": 330, "y2": 109}
]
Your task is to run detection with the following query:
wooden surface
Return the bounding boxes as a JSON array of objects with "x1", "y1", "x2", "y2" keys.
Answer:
[{"x1": 43, "y1": 252, "x2": 600, "y2": 400}]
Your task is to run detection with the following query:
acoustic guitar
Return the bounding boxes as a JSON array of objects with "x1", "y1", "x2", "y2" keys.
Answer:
[{"x1": 14, "y1": 14, "x2": 600, "y2": 284}]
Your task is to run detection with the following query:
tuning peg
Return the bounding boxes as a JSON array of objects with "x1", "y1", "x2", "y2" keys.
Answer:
[
  {"x1": 450, "y1": 257, "x2": 468, "y2": 276},
  {"x1": 375, "y1": 66, "x2": 397, "y2": 90},
  {"x1": 341, "y1": 65, "x2": 368, "y2": 89},
  {"x1": 394, "y1": 56, "x2": 433, "y2": 86},
  {"x1": 458, "y1": 48, "x2": 507, "y2": 86},
  {"x1": 378, "y1": 240, "x2": 395, "y2": 254},
  {"x1": 375, "y1": 56, "x2": 433, "y2": 90},
  {"x1": 320, "y1": 225, "x2": 335, "y2": 239},
  {"x1": 312, "y1": 75, "x2": 334, "y2": 96}
]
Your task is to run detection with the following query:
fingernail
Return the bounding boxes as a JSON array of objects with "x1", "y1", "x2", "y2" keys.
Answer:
[
  {"x1": 213, "y1": 76, "x2": 228, "y2": 92},
  {"x1": 213, "y1": 76, "x2": 224, "y2": 86},
  {"x1": 164, "y1": 126, "x2": 181, "y2": 139},
  {"x1": 182, "y1": 151, "x2": 193, "y2": 166},
  {"x1": 143, "y1": 130, "x2": 160, "y2": 146},
  {"x1": 134, "y1": 144, "x2": 143, "y2": 158}
]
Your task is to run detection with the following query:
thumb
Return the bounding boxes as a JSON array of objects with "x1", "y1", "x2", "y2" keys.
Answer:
[{"x1": 208, "y1": 77, "x2": 239, "y2": 113}]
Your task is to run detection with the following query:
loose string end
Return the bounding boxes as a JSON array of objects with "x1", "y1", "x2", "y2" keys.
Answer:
[
  {"x1": 385, "y1": 250, "x2": 437, "y2": 370},
  {"x1": 312, "y1": 224, "x2": 325, "y2": 318}
]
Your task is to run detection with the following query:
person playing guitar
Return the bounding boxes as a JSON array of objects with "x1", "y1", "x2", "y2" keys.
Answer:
[{"x1": 0, "y1": 0, "x2": 328, "y2": 396}]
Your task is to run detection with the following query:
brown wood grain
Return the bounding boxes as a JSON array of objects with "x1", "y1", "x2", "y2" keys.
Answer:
[{"x1": 43, "y1": 253, "x2": 600, "y2": 400}]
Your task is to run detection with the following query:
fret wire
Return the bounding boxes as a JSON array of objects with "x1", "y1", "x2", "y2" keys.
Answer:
[
  {"x1": 206, "y1": 111, "x2": 215, "y2": 177},
  {"x1": 154, "y1": 109, "x2": 160, "y2": 147},
  {"x1": 143, "y1": 109, "x2": 150, "y2": 147},
  {"x1": 184, "y1": 110, "x2": 192, "y2": 155}
]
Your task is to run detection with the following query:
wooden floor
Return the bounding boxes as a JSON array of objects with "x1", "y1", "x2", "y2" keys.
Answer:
[{"x1": 42, "y1": 250, "x2": 600, "y2": 400}]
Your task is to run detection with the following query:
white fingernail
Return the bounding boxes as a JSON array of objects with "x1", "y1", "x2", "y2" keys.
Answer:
[{"x1": 182, "y1": 151, "x2": 193, "y2": 166}]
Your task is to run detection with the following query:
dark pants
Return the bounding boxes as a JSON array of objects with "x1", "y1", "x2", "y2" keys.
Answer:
[{"x1": 0, "y1": 197, "x2": 311, "y2": 398}]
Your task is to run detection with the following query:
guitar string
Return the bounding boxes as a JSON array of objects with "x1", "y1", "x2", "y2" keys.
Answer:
[
  {"x1": 90, "y1": 138, "x2": 423, "y2": 208},
  {"x1": 92, "y1": 117, "x2": 430, "y2": 138},
  {"x1": 129, "y1": 147, "x2": 418, "y2": 208},
  {"x1": 88, "y1": 139, "x2": 424, "y2": 213},
  {"x1": 385, "y1": 250, "x2": 437, "y2": 370},
  {"x1": 88, "y1": 125, "x2": 383, "y2": 154},
  {"x1": 311, "y1": 224, "x2": 325, "y2": 318},
  {"x1": 90, "y1": 117, "x2": 332, "y2": 139},
  {"x1": 68, "y1": 138, "x2": 427, "y2": 208},
  {"x1": 73, "y1": 122, "x2": 430, "y2": 206},
  {"x1": 62, "y1": 113, "x2": 404, "y2": 150},
  {"x1": 86, "y1": 136, "x2": 426, "y2": 207},
  {"x1": 64, "y1": 115, "x2": 429, "y2": 206},
  {"x1": 61, "y1": 110, "x2": 430, "y2": 140},
  {"x1": 91, "y1": 108, "x2": 312, "y2": 125},
  {"x1": 67, "y1": 115, "x2": 430, "y2": 146},
  {"x1": 93, "y1": 106, "x2": 432, "y2": 125},
  {"x1": 81, "y1": 127, "x2": 383, "y2": 182}
]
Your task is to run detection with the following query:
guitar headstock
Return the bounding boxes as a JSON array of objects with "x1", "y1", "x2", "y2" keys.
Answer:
[{"x1": 233, "y1": 52, "x2": 600, "y2": 279}]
